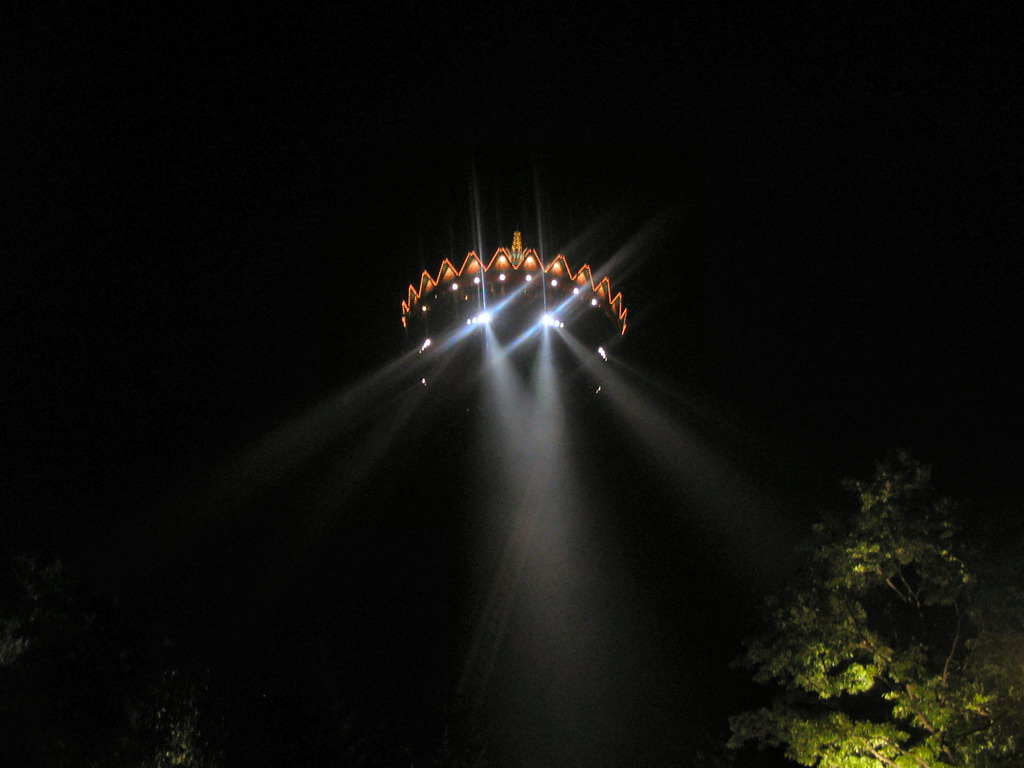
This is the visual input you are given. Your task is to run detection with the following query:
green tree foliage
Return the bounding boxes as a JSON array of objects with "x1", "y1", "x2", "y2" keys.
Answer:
[
  {"x1": 141, "y1": 670, "x2": 218, "y2": 768},
  {"x1": 730, "y1": 452, "x2": 1024, "y2": 768}
]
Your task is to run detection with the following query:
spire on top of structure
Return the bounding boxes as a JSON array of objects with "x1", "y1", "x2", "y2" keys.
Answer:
[{"x1": 510, "y1": 231, "x2": 523, "y2": 267}]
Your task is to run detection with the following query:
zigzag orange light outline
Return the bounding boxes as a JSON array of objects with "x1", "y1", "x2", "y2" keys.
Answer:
[
  {"x1": 545, "y1": 254, "x2": 570, "y2": 277},
  {"x1": 485, "y1": 248, "x2": 512, "y2": 270},
  {"x1": 437, "y1": 258, "x2": 458, "y2": 284},
  {"x1": 459, "y1": 252, "x2": 483, "y2": 274},
  {"x1": 402, "y1": 245, "x2": 628, "y2": 334}
]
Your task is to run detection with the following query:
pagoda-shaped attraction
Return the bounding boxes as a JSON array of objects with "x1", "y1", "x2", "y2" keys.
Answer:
[
  {"x1": 401, "y1": 232, "x2": 628, "y2": 354},
  {"x1": 398, "y1": 234, "x2": 634, "y2": 722}
]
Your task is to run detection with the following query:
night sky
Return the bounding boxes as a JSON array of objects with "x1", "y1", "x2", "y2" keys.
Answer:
[{"x1": 6, "y1": 6, "x2": 1022, "y2": 767}]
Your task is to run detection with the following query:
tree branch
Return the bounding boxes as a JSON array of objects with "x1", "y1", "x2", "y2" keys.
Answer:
[
  {"x1": 885, "y1": 576, "x2": 912, "y2": 603},
  {"x1": 842, "y1": 597, "x2": 877, "y2": 653},
  {"x1": 887, "y1": 738, "x2": 940, "y2": 768},
  {"x1": 941, "y1": 601, "x2": 961, "y2": 687},
  {"x1": 899, "y1": 684, "x2": 959, "y2": 766},
  {"x1": 902, "y1": 684, "x2": 938, "y2": 735},
  {"x1": 896, "y1": 566, "x2": 921, "y2": 606},
  {"x1": 868, "y1": 746, "x2": 901, "y2": 768}
]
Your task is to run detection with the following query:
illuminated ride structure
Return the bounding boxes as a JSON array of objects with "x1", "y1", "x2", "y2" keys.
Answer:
[
  {"x1": 401, "y1": 231, "x2": 627, "y2": 375},
  {"x1": 398, "y1": 232, "x2": 631, "y2": 719}
]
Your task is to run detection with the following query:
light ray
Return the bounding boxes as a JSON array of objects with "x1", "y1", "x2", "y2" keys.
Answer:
[
  {"x1": 167, "y1": 319, "x2": 487, "y2": 528},
  {"x1": 555, "y1": 330, "x2": 795, "y2": 578}
]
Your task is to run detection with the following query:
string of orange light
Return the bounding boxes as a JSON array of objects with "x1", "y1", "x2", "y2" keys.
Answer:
[{"x1": 401, "y1": 248, "x2": 628, "y2": 334}]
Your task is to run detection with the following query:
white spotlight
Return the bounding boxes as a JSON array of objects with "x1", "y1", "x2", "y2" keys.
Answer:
[
  {"x1": 473, "y1": 276, "x2": 480, "y2": 284},
  {"x1": 597, "y1": 346, "x2": 608, "y2": 361},
  {"x1": 573, "y1": 287, "x2": 580, "y2": 295},
  {"x1": 498, "y1": 273, "x2": 506, "y2": 282},
  {"x1": 541, "y1": 314, "x2": 564, "y2": 328},
  {"x1": 525, "y1": 274, "x2": 533, "y2": 282},
  {"x1": 451, "y1": 282, "x2": 459, "y2": 290},
  {"x1": 419, "y1": 338, "x2": 432, "y2": 353},
  {"x1": 470, "y1": 311, "x2": 492, "y2": 325},
  {"x1": 421, "y1": 305, "x2": 428, "y2": 311},
  {"x1": 550, "y1": 279, "x2": 558, "y2": 287},
  {"x1": 591, "y1": 298, "x2": 598, "y2": 306}
]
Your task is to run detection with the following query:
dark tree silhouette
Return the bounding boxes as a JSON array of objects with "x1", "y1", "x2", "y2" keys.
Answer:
[{"x1": 0, "y1": 555, "x2": 218, "y2": 768}]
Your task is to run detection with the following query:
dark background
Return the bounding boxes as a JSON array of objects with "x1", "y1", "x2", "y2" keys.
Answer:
[{"x1": 5, "y1": 5, "x2": 1022, "y2": 766}]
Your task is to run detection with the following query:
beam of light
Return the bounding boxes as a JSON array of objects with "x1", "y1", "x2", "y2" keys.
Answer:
[
  {"x1": 531, "y1": 317, "x2": 564, "y2": 426},
  {"x1": 289, "y1": 332, "x2": 471, "y2": 543},
  {"x1": 526, "y1": 325, "x2": 594, "y2": 580},
  {"x1": 534, "y1": 156, "x2": 547, "y2": 316},
  {"x1": 604, "y1": 355, "x2": 760, "y2": 444},
  {"x1": 165, "y1": 320, "x2": 482, "y2": 530},
  {"x1": 554, "y1": 330, "x2": 797, "y2": 580},
  {"x1": 503, "y1": 322, "x2": 542, "y2": 353},
  {"x1": 282, "y1": 308, "x2": 477, "y2": 530},
  {"x1": 584, "y1": 207, "x2": 678, "y2": 289},
  {"x1": 471, "y1": 160, "x2": 487, "y2": 312},
  {"x1": 544, "y1": 289, "x2": 588, "y2": 322},
  {"x1": 479, "y1": 326, "x2": 531, "y2": 445},
  {"x1": 459, "y1": 326, "x2": 594, "y2": 709},
  {"x1": 458, "y1": 332, "x2": 536, "y2": 693},
  {"x1": 426, "y1": 308, "x2": 507, "y2": 353},
  {"x1": 293, "y1": 374, "x2": 437, "y2": 541},
  {"x1": 461, "y1": 283, "x2": 532, "y2": 344},
  {"x1": 495, "y1": 281, "x2": 551, "y2": 351}
]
